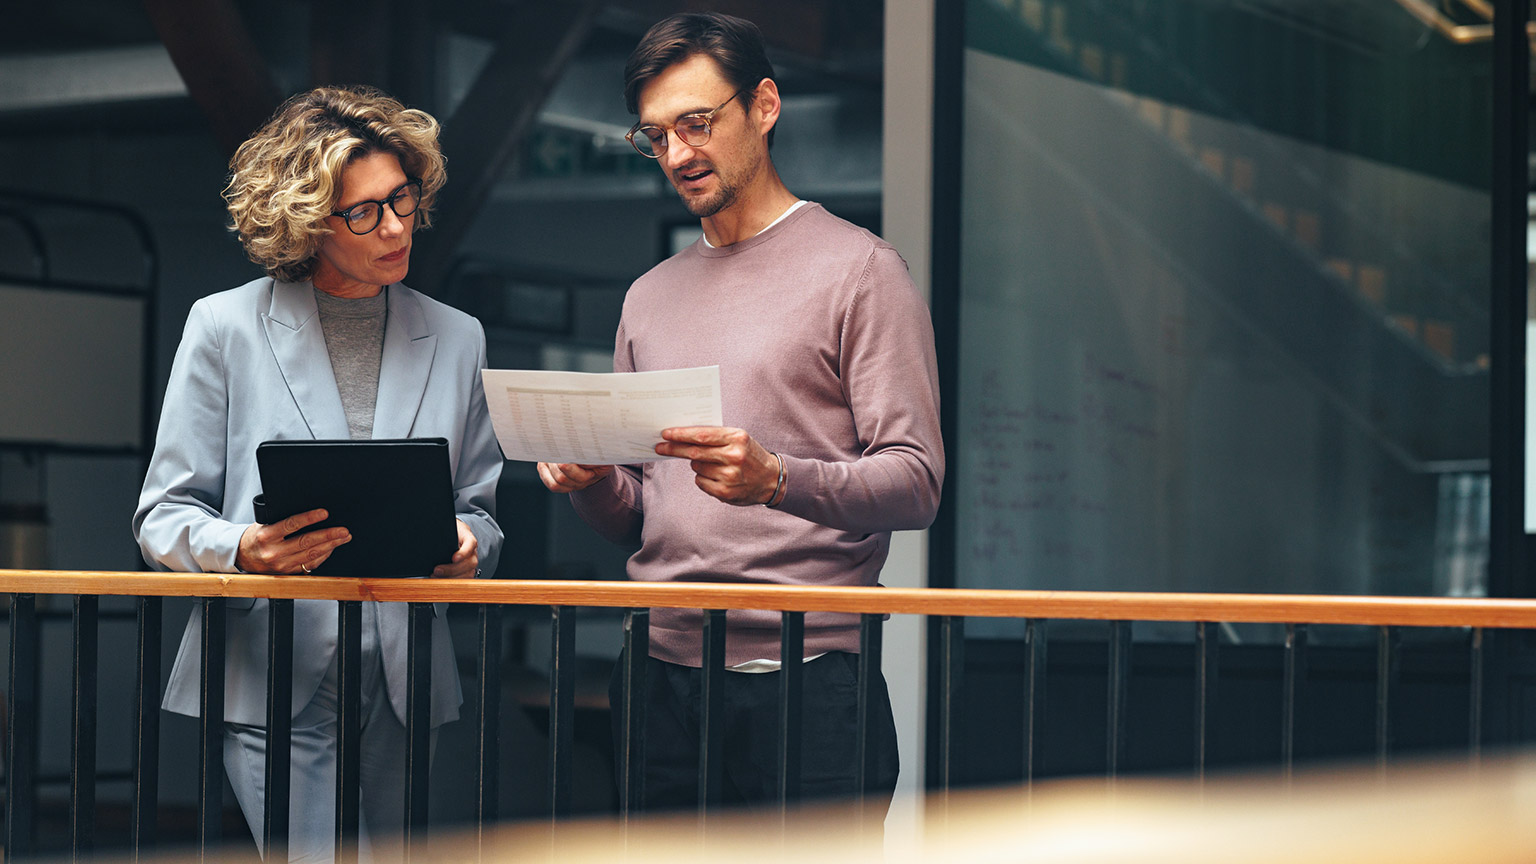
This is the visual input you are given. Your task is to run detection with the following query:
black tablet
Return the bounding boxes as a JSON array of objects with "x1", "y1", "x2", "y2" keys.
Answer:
[{"x1": 253, "y1": 438, "x2": 457, "y2": 577}]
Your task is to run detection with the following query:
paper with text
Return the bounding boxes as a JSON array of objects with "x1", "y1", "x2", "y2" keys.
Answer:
[{"x1": 482, "y1": 366, "x2": 722, "y2": 464}]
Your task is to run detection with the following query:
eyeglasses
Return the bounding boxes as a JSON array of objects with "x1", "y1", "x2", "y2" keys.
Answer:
[
  {"x1": 330, "y1": 180, "x2": 423, "y2": 236},
  {"x1": 625, "y1": 88, "x2": 750, "y2": 159}
]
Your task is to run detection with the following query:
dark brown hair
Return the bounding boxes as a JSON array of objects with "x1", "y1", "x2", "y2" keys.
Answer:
[{"x1": 623, "y1": 12, "x2": 778, "y2": 147}]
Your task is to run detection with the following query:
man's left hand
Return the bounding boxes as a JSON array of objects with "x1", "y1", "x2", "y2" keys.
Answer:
[
  {"x1": 657, "y1": 426, "x2": 779, "y2": 506},
  {"x1": 432, "y1": 518, "x2": 480, "y2": 578}
]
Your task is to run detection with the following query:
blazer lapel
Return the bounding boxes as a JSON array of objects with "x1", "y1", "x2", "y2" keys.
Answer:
[
  {"x1": 261, "y1": 280, "x2": 349, "y2": 439},
  {"x1": 371, "y1": 285, "x2": 437, "y2": 440}
]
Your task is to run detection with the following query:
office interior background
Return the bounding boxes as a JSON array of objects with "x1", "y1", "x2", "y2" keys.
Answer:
[{"x1": 0, "y1": 0, "x2": 1532, "y2": 849}]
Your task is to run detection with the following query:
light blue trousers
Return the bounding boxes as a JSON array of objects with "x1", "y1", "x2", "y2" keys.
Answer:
[{"x1": 223, "y1": 604, "x2": 438, "y2": 863}]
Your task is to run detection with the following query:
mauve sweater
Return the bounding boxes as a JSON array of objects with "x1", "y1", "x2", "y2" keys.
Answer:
[{"x1": 571, "y1": 203, "x2": 944, "y2": 667}]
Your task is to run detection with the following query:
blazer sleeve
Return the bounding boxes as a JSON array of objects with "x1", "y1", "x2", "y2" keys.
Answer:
[
  {"x1": 455, "y1": 323, "x2": 505, "y2": 576},
  {"x1": 132, "y1": 299, "x2": 247, "y2": 572}
]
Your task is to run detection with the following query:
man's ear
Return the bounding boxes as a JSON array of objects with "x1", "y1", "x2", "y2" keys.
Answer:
[{"x1": 752, "y1": 77, "x2": 782, "y2": 138}]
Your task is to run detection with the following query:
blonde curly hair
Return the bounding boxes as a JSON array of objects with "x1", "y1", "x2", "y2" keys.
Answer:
[{"x1": 224, "y1": 85, "x2": 446, "y2": 283}]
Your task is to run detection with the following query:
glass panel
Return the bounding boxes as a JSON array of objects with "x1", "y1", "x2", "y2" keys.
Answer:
[
  {"x1": 956, "y1": 0, "x2": 1492, "y2": 603},
  {"x1": 1526, "y1": 15, "x2": 1536, "y2": 536}
]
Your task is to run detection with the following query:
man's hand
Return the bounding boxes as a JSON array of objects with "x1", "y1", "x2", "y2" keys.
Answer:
[
  {"x1": 236, "y1": 508, "x2": 350, "y2": 574},
  {"x1": 432, "y1": 518, "x2": 480, "y2": 578},
  {"x1": 537, "y1": 462, "x2": 614, "y2": 493},
  {"x1": 656, "y1": 426, "x2": 779, "y2": 506}
]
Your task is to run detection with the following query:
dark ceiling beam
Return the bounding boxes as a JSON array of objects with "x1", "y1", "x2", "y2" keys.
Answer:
[
  {"x1": 141, "y1": 0, "x2": 282, "y2": 156},
  {"x1": 410, "y1": 0, "x2": 604, "y2": 294},
  {"x1": 310, "y1": 0, "x2": 393, "y2": 90},
  {"x1": 606, "y1": 0, "x2": 831, "y2": 60},
  {"x1": 386, "y1": 1, "x2": 439, "y2": 111},
  {"x1": 310, "y1": 0, "x2": 438, "y2": 106},
  {"x1": 310, "y1": 1, "x2": 438, "y2": 113}
]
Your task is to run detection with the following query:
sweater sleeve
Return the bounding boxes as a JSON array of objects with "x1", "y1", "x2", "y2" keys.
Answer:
[
  {"x1": 772, "y1": 246, "x2": 945, "y2": 533},
  {"x1": 568, "y1": 316, "x2": 645, "y2": 546},
  {"x1": 132, "y1": 300, "x2": 248, "y2": 572}
]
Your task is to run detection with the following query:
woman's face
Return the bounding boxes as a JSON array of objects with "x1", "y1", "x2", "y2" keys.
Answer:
[{"x1": 311, "y1": 151, "x2": 415, "y2": 298}]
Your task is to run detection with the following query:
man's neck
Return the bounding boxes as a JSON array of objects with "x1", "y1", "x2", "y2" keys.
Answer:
[{"x1": 699, "y1": 172, "x2": 799, "y2": 248}]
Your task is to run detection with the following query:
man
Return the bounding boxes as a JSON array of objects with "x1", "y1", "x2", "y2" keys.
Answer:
[{"x1": 537, "y1": 12, "x2": 943, "y2": 815}]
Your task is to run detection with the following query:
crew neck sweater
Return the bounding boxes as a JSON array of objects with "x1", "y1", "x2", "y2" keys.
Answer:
[
  {"x1": 312, "y1": 286, "x2": 387, "y2": 440},
  {"x1": 570, "y1": 202, "x2": 944, "y2": 666}
]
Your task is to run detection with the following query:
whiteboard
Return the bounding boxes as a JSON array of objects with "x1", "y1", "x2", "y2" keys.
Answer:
[
  {"x1": 0, "y1": 282, "x2": 145, "y2": 449},
  {"x1": 955, "y1": 49, "x2": 1488, "y2": 607}
]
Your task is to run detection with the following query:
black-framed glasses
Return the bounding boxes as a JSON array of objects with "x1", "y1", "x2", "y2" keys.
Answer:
[
  {"x1": 625, "y1": 88, "x2": 750, "y2": 159},
  {"x1": 330, "y1": 179, "x2": 423, "y2": 235}
]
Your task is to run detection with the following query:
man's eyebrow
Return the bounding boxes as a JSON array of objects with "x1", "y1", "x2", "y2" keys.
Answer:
[{"x1": 640, "y1": 105, "x2": 715, "y2": 125}]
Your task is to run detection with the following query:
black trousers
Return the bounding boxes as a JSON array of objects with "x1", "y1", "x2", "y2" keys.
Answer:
[{"x1": 610, "y1": 652, "x2": 900, "y2": 814}]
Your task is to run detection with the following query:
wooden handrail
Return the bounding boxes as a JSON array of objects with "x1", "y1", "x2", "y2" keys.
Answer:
[{"x1": 3, "y1": 569, "x2": 1536, "y2": 629}]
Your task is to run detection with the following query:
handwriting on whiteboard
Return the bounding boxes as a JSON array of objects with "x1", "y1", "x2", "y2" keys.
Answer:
[{"x1": 966, "y1": 351, "x2": 1163, "y2": 564}]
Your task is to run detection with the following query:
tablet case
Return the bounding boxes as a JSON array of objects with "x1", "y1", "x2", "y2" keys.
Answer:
[{"x1": 253, "y1": 438, "x2": 457, "y2": 577}]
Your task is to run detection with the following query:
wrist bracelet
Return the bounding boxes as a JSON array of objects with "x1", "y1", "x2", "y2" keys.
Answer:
[{"x1": 765, "y1": 452, "x2": 787, "y2": 507}]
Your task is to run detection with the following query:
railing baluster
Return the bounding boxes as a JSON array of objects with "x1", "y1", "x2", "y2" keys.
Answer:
[
  {"x1": 619, "y1": 609, "x2": 649, "y2": 822},
  {"x1": 1376, "y1": 625, "x2": 1400, "y2": 768},
  {"x1": 937, "y1": 615, "x2": 964, "y2": 794},
  {"x1": 777, "y1": 610, "x2": 805, "y2": 817},
  {"x1": 699, "y1": 609, "x2": 727, "y2": 816},
  {"x1": 403, "y1": 602, "x2": 434, "y2": 863},
  {"x1": 1194, "y1": 621, "x2": 1219, "y2": 779},
  {"x1": 1106, "y1": 621, "x2": 1131, "y2": 778},
  {"x1": 550, "y1": 606, "x2": 576, "y2": 820},
  {"x1": 197, "y1": 597, "x2": 226, "y2": 861},
  {"x1": 856, "y1": 613, "x2": 884, "y2": 815},
  {"x1": 856, "y1": 614, "x2": 888, "y2": 842},
  {"x1": 1023, "y1": 618, "x2": 1047, "y2": 788},
  {"x1": 335, "y1": 600, "x2": 362, "y2": 864},
  {"x1": 1281, "y1": 623, "x2": 1307, "y2": 779},
  {"x1": 475, "y1": 603, "x2": 502, "y2": 860},
  {"x1": 1469, "y1": 627, "x2": 1484, "y2": 759},
  {"x1": 7, "y1": 593, "x2": 38, "y2": 861},
  {"x1": 71, "y1": 594, "x2": 99, "y2": 859},
  {"x1": 263, "y1": 598, "x2": 294, "y2": 863},
  {"x1": 132, "y1": 595, "x2": 162, "y2": 858}
]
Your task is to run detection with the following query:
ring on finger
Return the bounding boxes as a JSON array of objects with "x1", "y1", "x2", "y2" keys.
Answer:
[{"x1": 300, "y1": 563, "x2": 311, "y2": 574}]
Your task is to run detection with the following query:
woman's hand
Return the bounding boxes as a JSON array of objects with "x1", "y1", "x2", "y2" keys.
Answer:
[
  {"x1": 431, "y1": 518, "x2": 480, "y2": 578},
  {"x1": 236, "y1": 508, "x2": 350, "y2": 574}
]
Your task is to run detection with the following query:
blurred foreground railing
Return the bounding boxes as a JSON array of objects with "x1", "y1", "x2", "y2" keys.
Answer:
[
  {"x1": 451, "y1": 752, "x2": 1536, "y2": 864},
  {"x1": 2, "y1": 570, "x2": 1535, "y2": 861}
]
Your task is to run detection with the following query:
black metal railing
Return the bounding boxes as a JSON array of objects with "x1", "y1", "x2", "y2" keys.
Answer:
[{"x1": 0, "y1": 571, "x2": 1532, "y2": 861}]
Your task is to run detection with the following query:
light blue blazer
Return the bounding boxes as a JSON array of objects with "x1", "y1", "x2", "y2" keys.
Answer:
[{"x1": 134, "y1": 277, "x2": 504, "y2": 727}]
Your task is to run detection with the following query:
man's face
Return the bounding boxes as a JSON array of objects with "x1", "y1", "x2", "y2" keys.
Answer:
[{"x1": 635, "y1": 54, "x2": 765, "y2": 218}]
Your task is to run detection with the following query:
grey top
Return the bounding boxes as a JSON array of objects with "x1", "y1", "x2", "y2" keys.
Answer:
[{"x1": 313, "y1": 286, "x2": 387, "y2": 439}]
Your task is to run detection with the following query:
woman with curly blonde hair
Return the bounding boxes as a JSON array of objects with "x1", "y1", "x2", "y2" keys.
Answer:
[{"x1": 135, "y1": 85, "x2": 503, "y2": 862}]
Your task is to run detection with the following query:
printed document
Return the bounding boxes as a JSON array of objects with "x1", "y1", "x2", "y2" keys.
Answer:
[{"x1": 481, "y1": 366, "x2": 722, "y2": 464}]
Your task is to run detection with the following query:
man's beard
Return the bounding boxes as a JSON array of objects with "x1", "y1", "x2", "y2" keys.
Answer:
[
  {"x1": 682, "y1": 181, "x2": 736, "y2": 217},
  {"x1": 671, "y1": 156, "x2": 758, "y2": 218}
]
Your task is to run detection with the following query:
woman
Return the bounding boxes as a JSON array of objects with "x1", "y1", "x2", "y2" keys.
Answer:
[{"x1": 133, "y1": 85, "x2": 503, "y2": 862}]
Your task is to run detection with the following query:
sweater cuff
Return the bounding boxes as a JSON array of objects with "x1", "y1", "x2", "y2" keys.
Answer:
[{"x1": 767, "y1": 452, "x2": 815, "y2": 518}]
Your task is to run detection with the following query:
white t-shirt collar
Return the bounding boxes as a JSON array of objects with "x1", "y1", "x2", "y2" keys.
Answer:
[{"x1": 700, "y1": 199, "x2": 807, "y2": 249}]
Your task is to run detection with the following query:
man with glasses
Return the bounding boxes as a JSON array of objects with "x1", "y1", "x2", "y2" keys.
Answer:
[{"x1": 538, "y1": 13, "x2": 943, "y2": 820}]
